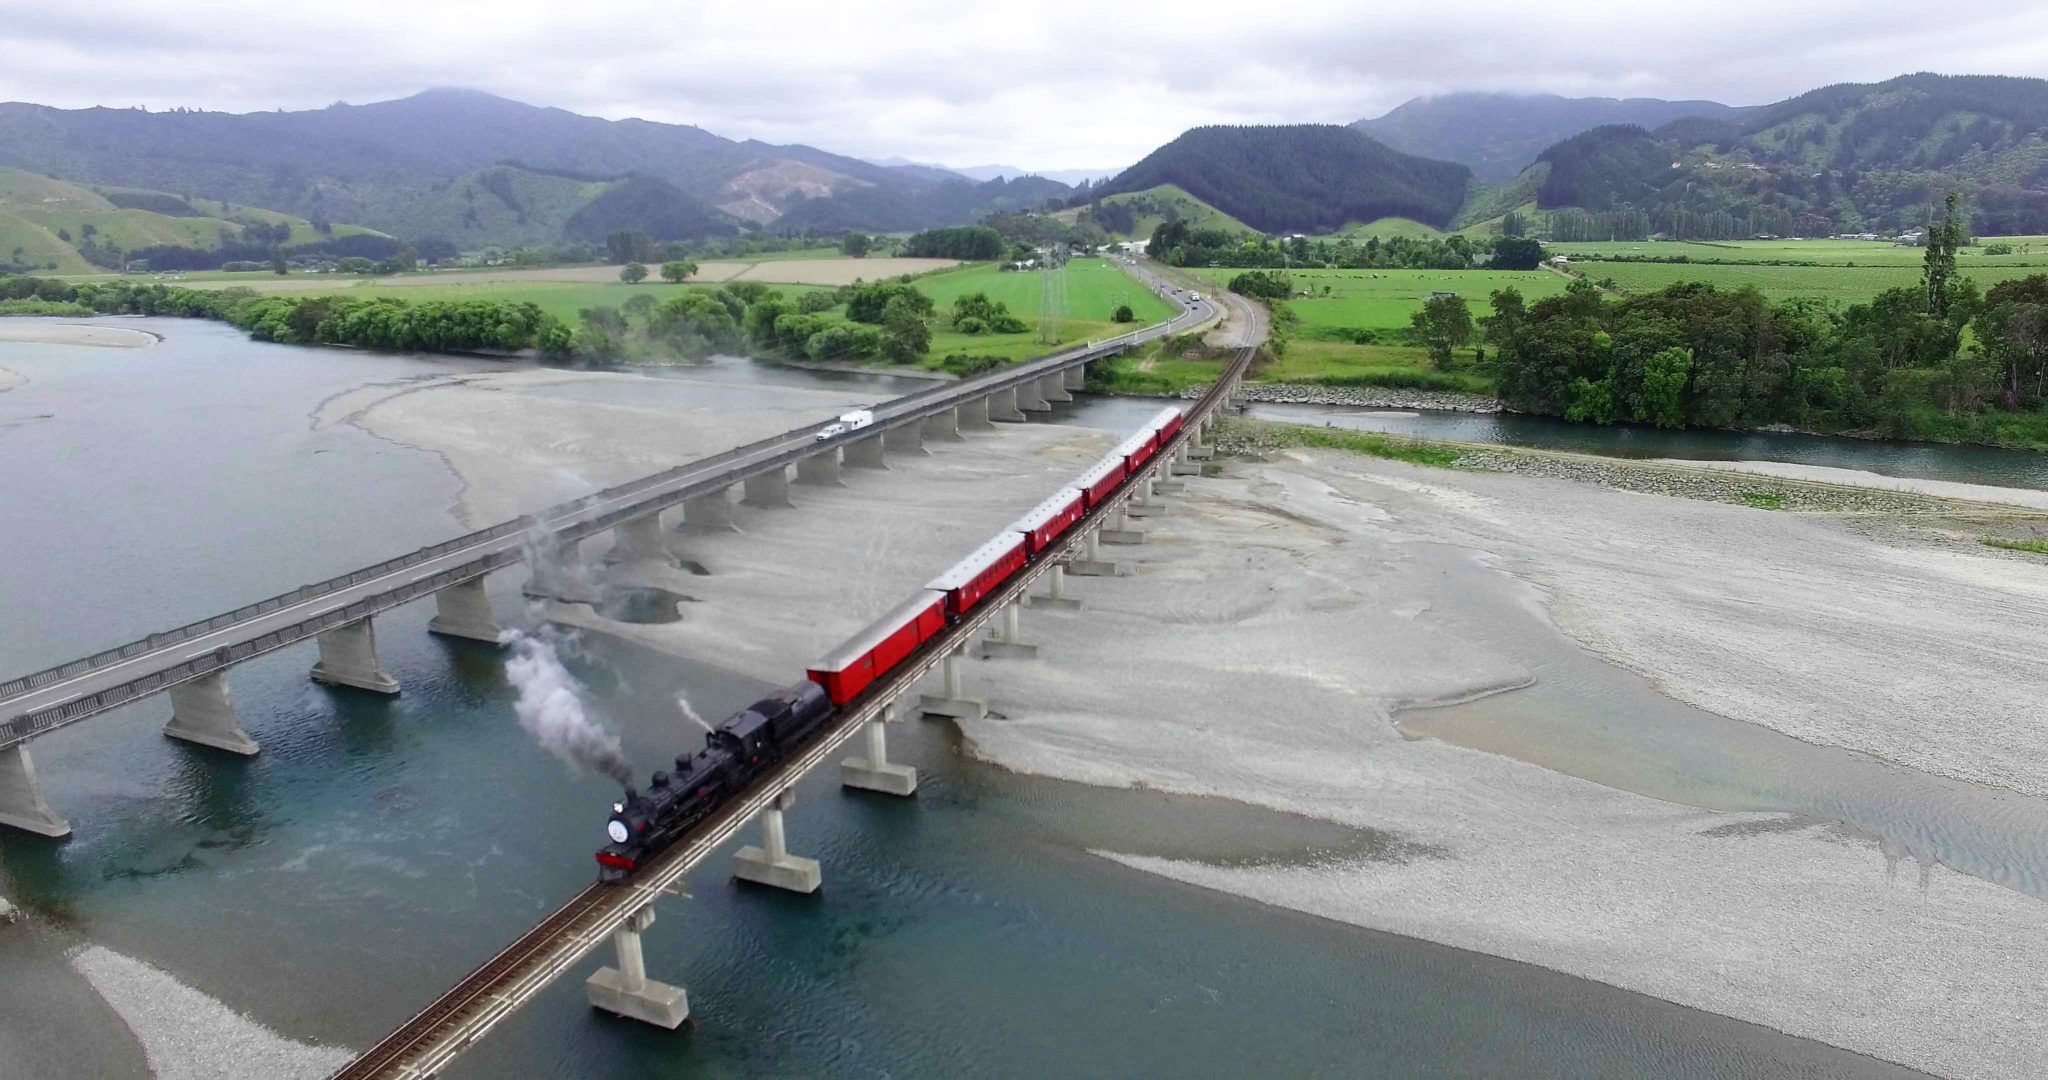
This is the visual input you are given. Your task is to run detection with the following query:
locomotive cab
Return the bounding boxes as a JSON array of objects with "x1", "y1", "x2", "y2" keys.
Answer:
[{"x1": 711, "y1": 710, "x2": 775, "y2": 762}]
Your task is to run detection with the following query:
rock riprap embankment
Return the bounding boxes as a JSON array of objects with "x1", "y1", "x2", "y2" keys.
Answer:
[{"x1": 1184, "y1": 382, "x2": 1501, "y2": 413}]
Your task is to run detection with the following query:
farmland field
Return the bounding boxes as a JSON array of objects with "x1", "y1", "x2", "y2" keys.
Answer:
[
  {"x1": 916, "y1": 257, "x2": 1179, "y2": 362},
  {"x1": 1181, "y1": 267, "x2": 1569, "y2": 332},
  {"x1": 1551, "y1": 236, "x2": 2048, "y2": 268},
  {"x1": 1581, "y1": 260, "x2": 2048, "y2": 301}
]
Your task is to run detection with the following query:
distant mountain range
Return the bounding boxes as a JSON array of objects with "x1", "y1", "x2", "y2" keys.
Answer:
[
  {"x1": 5, "y1": 72, "x2": 2048, "y2": 258},
  {"x1": 0, "y1": 89, "x2": 1077, "y2": 250},
  {"x1": 1354, "y1": 92, "x2": 1751, "y2": 182},
  {"x1": 867, "y1": 158, "x2": 1119, "y2": 187}
]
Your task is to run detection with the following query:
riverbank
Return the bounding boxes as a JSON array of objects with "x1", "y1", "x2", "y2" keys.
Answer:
[
  {"x1": 1200, "y1": 382, "x2": 1502, "y2": 412},
  {"x1": 0, "y1": 321, "x2": 158, "y2": 348}
]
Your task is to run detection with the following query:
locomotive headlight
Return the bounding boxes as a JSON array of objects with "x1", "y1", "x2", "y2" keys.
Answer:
[{"x1": 607, "y1": 819, "x2": 630, "y2": 844}]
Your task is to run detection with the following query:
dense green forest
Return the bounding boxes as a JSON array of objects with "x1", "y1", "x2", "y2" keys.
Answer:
[
  {"x1": 1512, "y1": 73, "x2": 2048, "y2": 238},
  {"x1": 1091, "y1": 125, "x2": 1471, "y2": 233},
  {"x1": 1484, "y1": 208, "x2": 2048, "y2": 444}
]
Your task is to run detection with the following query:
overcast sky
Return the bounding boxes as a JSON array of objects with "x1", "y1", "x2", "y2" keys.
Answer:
[{"x1": 5, "y1": 1, "x2": 2047, "y2": 170}]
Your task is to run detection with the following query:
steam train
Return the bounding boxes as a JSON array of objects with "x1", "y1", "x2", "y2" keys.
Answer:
[{"x1": 597, "y1": 405, "x2": 1185, "y2": 883}]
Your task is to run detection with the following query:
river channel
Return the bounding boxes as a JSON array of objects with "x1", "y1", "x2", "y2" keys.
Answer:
[{"x1": 0, "y1": 317, "x2": 1940, "y2": 1078}]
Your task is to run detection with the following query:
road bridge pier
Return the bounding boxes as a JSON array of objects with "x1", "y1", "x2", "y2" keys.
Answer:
[
  {"x1": 586, "y1": 905, "x2": 689, "y2": 1028},
  {"x1": 1063, "y1": 364, "x2": 1087, "y2": 391},
  {"x1": 0, "y1": 746, "x2": 68, "y2": 837},
  {"x1": 844, "y1": 433, "x2": 888, "y2": 469},
  {"x1": 841, "y1": 702, "x2": 916, "y2": 796},
  {"x1": 743, "y1": 467, "x2": 794, "y2": 509},
  {"x1": 428, "y1": 577, "x2": 504, "y2": 643},
  {"x1": 683, "y1": 488, "x2": 737, "y2": 532},
  {"x1": 163, "y1": 671, "x2": 258, "y2": 755},
  {"x1": 309, "y1": 618, "x2": 400, "y2": 695},
  {"x1": 732, "y1": 790, "x2": 821, "y2": 893},
  {"x1": 986, "y1": 388, "x2": 1027, "y2": 423},
  {"x1": 957, "y1": 396, "x2": 995, "y2": 431},
  {"x1": 1015, "y1": 379, "x2": 1052, "y2": 414},
  {"x1": 883, "y1": 422, "x2": 927, "y2": 456},
  {"x1": 795, "y1": 447, "x2": 844, "y2": 486},
  {"x1": 922, "y1": 406, "x2": 963, "y2": 443},
  {"x1": 1039, "y1": 373, "x2": 1073, "y2": 404},
  {"x1": 919, "y1": 648, "x2": 986, "y2": 721},
  {"x1": 607, "y1": 515, "x2": 672, "y2": 564}
]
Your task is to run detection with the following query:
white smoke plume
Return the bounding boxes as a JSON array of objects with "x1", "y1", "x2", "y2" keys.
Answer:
[{"x1": 501, "y1": 628, "x2": 634, "y2": 787}]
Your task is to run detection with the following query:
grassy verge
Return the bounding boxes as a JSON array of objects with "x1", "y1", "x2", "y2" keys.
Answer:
[
  {"x1": 1222, "y1": 418, "x2": 1461, "y2": 467},
  {"x1": 1738, "y1": 491, "x2": 1788, "y2": 510},
  {"x1": 1256, "y1": 340, "x2": 1495, "y2": 394},
  {"x1": 1982, "y1": 536, "x2": 2048, "y2": 555}
]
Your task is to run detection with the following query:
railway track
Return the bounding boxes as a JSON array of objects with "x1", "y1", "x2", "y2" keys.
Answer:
[{"x1": 330, "y1": 345, "x2": 1255, "y2": 1079}]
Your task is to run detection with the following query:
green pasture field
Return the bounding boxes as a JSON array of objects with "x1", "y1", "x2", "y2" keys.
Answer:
[
  {"x1": 913, "y1": 257, "x2": 1179, "y2": 362},
  {"x1": 1551, "y1": 236, "x2": 2048, "y2": 267},
  {"x1": 1581, "y1": 260, "x2": 2048, "y2": 301},
  {"x1": 1181, "y1": 267, "x2": 1568, "y2": 332}
]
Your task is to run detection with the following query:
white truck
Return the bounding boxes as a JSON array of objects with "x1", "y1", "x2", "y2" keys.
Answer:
[
  {"x1": 816, "y1": 408, "x2": 874, "y2": 441},
  {"x1": 1188, "y1": 292, "x2": 1202, "y2": 304}
]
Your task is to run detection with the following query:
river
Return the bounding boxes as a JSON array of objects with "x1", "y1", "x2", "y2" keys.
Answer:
[
  {"x1": 0, "y1": 317, "x2": 1937, "y2": 1078},
  {"x1": 1245, "y1": 402, "x2": 2048, "y2": 491}
]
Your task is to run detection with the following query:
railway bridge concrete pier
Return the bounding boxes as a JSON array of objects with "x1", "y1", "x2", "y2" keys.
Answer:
[
  {"x1": 841, "y1": 702, "x2": 916, "y2": 796},
  {"x1": 587, "y1": 905, "x2": 689, "y2": 1028},
  {"x1": 919, "y1": 648, "x2": 986, "y2": 721},
  {"x1": 731, "y1": 790, "x2": 821, "y2": 893}
]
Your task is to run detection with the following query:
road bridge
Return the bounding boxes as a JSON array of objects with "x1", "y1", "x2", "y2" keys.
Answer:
[
  {"x1": 328, "y1": 342, "x2": 1255, "y2": 1080},
  {"x1": 0, "y1": 262, "x2": 1213, "y2": 839}
]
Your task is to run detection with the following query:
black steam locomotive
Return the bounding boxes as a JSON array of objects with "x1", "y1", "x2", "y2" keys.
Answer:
[{"x1": 596, "y1": 680, "x2": 833, "y2": 883}]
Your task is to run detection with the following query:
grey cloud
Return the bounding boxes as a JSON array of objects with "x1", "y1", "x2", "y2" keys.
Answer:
[{"x1": 5, "y1": 0, "x2": 2048, "y2": 167}]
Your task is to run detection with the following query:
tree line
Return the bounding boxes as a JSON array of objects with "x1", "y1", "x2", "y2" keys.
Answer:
[
  {"x1": 1156, "y1": 219, "x2": 1544, "y2": 271},
  {"x1": 1482, "y1": 197, "x2": 2048, "y2": 443}
]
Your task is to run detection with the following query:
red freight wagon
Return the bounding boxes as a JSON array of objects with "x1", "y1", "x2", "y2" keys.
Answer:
[
  {"x1": 1011, "y1": 488, "x2": 1086, "y2": 554},
  {"x1": 1073, "y1": 456, "x2": 1127, "y2": 508},
  {"x1": 926, "y1": 532, "x2": 1029, "y2": 618},
  {"x1": 1149, "y1": 406, "x2": 1185, "y2": 444},
  {"x1": 807, "y1": 590, "x2": 946, "y2": 705}
]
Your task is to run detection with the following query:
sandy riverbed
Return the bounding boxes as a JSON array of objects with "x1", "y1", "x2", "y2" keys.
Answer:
[
  {"x1": 342, "y1": 378, "x2": 2048, "y2": 1079},
  {"x1": 0, "y1": 322, "x2": 157, "y2": 348}
]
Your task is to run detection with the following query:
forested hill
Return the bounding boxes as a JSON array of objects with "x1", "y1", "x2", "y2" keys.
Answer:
[
  {"x1": 1517, "y1": 72, "x2": 2048, "y2": 237},
  {"x1": 0, "y1": 89, "x2": 1066, "y2": 245},
  {"x1": 1355, "y1": 92, "x2": 1748, "y2": 181},
  {"x1": 1092, "y1": 125, "x2": 1469, "y2": 233}
]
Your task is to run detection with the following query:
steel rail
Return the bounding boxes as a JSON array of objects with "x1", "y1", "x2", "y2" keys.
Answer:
[{"x1": 329, "y1": 343, "x2": 1254, "y2": 1080}]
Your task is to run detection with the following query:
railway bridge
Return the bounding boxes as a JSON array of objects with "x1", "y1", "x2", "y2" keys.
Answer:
[{"x1": 0, "y1": 266, "x2": 1211, "y2": 842}]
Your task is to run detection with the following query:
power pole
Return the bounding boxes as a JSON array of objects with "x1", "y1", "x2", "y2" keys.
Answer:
[{"x1": 1037, "y1": 242, "x2": 1069, "y2": 345}]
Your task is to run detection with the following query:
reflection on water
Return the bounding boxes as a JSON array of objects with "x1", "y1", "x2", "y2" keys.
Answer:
[{"x1": 1248, "y1": 401, "x2": 2048, "y2": 490}]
